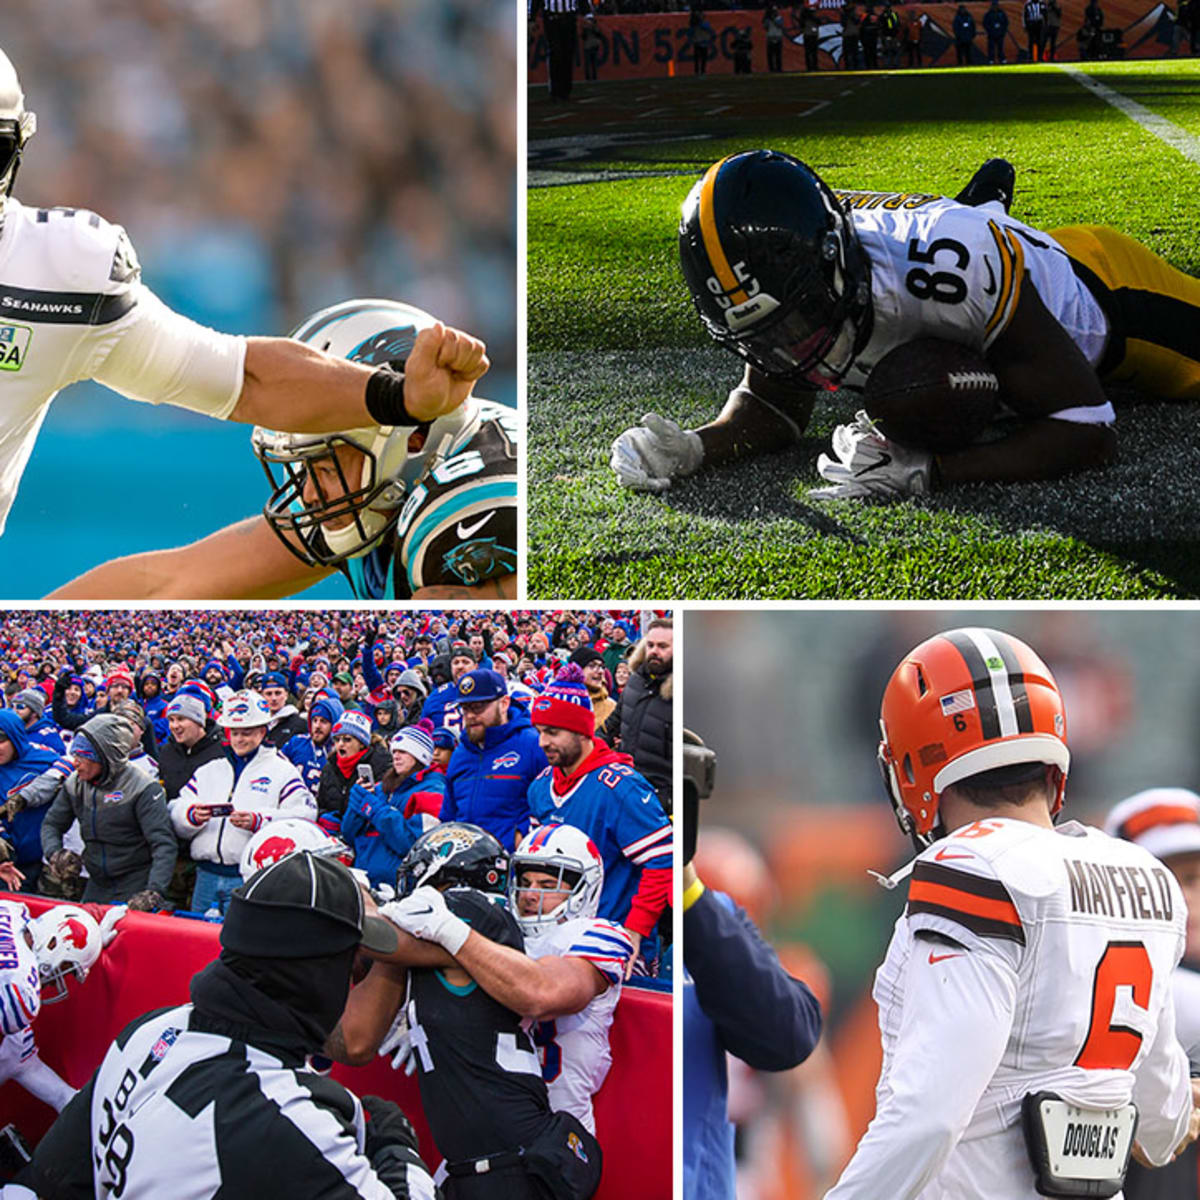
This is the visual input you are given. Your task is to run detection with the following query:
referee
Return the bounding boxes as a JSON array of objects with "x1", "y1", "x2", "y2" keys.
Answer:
[
  {"x1": 534, "y1": 0, "x2": 579, "y2": 101},
  {"x1": 14, "y1": 852, "x2": 438, "y2": 1200}
]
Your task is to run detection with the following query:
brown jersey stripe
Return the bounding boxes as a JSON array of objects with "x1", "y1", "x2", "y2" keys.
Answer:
[
  {"x1": 913, "y1": 858, "x2": 1017, "y2": 902},
  {"x1": 908, "y1": 896, "x2": 1028, "y2": 945},
  {"x1": 908, "y1": 878, "x2": 1023, "y2": 929}
]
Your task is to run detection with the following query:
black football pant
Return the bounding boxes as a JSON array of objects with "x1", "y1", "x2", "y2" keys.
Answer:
[{"x1": 545, "y1": 13, "x2": 577, "y2": 99}]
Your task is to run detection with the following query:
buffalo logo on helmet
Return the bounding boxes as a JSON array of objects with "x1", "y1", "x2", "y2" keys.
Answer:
[{"x1": 252, "y1": 836, "x2": 301, "y2": 870}]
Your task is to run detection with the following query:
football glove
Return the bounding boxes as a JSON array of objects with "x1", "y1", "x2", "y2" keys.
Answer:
[
  {"x1": 380, "y1": 885, "x2": 470, "y2": 955},
  {"x1": 610, "y1": 413, "x2": 703, "y2": 493},
  {"x1": 379, "y1": 1009, "x2": 417, "y2": 1075},
  {"x1": 811, "y1": 411, "x2": 933, "y2": 500}
]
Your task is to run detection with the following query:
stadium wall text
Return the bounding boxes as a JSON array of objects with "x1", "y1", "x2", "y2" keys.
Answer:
[{"x1": 528, "y1": 0, "x2": 1185, "y2": 80}]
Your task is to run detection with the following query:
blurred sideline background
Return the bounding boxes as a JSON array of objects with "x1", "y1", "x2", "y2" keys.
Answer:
[
  {"x1": 685, "y1": 608, "x2": 1199, "y2": 1199},
  {"x1": 0, "y1": 0, "x2": 515, "y2": 597}
]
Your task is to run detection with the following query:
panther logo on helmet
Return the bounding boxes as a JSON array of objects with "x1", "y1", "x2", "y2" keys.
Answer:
[{"x1": 347, "y1": 327, "x2": 420, "y2": 367}]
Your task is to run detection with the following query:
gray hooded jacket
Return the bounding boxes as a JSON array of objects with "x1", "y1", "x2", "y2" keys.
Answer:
[{"x1": 41, "y1": 714, "x2": 175, "y2": 897}]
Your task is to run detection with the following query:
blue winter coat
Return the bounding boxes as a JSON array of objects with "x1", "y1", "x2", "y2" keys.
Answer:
[
  {"x1": 0, "y1": 710, "x2": 71, "y2": 864},
  {"x1": 440, "y1": 701, "x2": 547, "y2": 849},
  {"x1": 341, "y1": 769, "x2": 445, "y2": 887}
]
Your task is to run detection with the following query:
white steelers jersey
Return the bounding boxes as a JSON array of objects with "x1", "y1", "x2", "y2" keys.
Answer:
[
  {"x1": 827, "y1": 818, "x2": 1191, "y2": 1200},
  {"x1": 525, "y1": 916, "x2": 633, "y2": 1134},
  {"x1": 835, "y1": 192, "x2": 1110, "y2": 395},
  {"x1": 0, "y1": 198, "x2": 245, "y2": 536}
]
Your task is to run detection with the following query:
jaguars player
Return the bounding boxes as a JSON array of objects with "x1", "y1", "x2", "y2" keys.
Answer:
[
  {"x1": 0, "y1": 47, "x2": 484, "y2": 546},
  {"x1": 50, "y1": 300, "x2": 517, "y2": 600},
  {"x1": 611, "y1": 149, "x2": 1200, "y2": 499}
]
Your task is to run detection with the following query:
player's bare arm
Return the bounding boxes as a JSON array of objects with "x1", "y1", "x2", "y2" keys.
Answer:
[
  {"x1": 47, "y1": 515, "x2": 330, "y2": 600},
  {"x1": 695, "y1": 365, "x2": 816, "y2": 465},
  {"x1": 453, "y1": 928, "x2": 607, "y2": 1022},
  {"x1": 936, "y1": 282, "x2": 1116, "y2": 486},
  {"x1": 232, "y1": 323, "x2": 488, "y2": 432}
]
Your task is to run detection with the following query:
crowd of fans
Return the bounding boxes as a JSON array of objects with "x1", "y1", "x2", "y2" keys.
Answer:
[
  {"x1": 0, "y1": 608, "x2": 674, "y2": 972},
  {"x1": 5, "y1": 0, "x2": 515, "y2": 380}
]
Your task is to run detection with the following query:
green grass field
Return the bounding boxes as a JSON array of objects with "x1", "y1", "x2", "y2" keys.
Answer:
[{"x1": 527, "y1": 60, "x2": 1200, "y2": 598}]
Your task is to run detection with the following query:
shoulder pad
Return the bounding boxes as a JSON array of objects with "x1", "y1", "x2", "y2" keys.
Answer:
[{"x1": 31, "y1": 206, "x2": 142, "y2": 294}]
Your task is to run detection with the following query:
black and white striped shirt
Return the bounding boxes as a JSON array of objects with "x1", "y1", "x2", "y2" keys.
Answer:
[{"x1": 15, "y1": 1003, "x2": 436, "y2": 1200}]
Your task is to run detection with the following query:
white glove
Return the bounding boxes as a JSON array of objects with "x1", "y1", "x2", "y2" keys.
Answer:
[
  {"x1": 811, "y1": 410, "x2": 933, "y2": 500},
  {"x1": 610, "y1": 413, "x2": 703, "y2": 492},
  {"x1": 98, "y1": 905, "x2": 128, "y2": 947},
  {"x1": 379, "y1": 1009, "x2": 417, "y2": 1075},
  {"x1": 379, "y1": 885, "x2": 470, "y2": 955}
]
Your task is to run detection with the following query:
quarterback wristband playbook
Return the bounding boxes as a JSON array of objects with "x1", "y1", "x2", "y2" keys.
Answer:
[
  {"x1": 364, "y1": 365, "x2": 413, "y2": 426},
  {"x1": 1020, "y1": 1092, "x2": 1137, "y2": 1199}
]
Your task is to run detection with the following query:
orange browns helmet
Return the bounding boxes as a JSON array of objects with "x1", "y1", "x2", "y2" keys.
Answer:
[{"x1": 878, "y1": 627, "x2": 1069, "y2": 848}]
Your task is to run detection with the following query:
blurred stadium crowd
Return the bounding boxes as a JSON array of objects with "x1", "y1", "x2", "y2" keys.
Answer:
[
  {"x1": 686, "y1": 609, "x2": 1200, "y2": 1199},
  {"x1": 6, "y1": 0, "x2": 515, "y2": 380},
  {"x1": 0, "y1": 606, "x2": 673, "y2": 975}
]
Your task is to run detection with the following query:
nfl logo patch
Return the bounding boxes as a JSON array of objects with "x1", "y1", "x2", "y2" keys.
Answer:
[{"x1": 151, "y1": 1027, "x2": 179, "y2": 1062}]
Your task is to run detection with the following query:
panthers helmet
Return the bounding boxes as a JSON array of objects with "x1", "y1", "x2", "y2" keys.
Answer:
[
  {"x1": 508, "y1": 823, "x2": 604, "y2": 937},
  {"x1": 253, "y1": 299, "x2": 480, "y2": 567},
  {"x1": 239, "y1": 818, "x2": 353, "y2": 881},
  {"x1": 679, "y1": 150, "x2": 872, "y2": 386},
  {"x1": 878, "y1": 628, "x2": 1069, "y2": 850},
  {"x1": 26, "y1": 904, "x2": 103, "y2": 1005},
  {"x1": 397, "y1": 822, "x2": 508, "y2": 898},
  {"x1": 0, "y1": 48, "x2": 35, "y2": 203}
]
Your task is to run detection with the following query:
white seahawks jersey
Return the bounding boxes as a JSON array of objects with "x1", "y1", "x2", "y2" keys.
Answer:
[
  {"x1": 836, "y1": 192, "x2": 1110, "y2": 394},
  {"x1": 828, "y1": 819, "x2": 1191, "y2": 1200},
  {"x1": 525, "y1": 916, "x2": 632, "y2": 1134},
  {"x1": 0, "y1": 198, "x2": 245, "y2": 536}
]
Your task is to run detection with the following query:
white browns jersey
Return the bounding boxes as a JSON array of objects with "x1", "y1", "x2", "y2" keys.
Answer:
[
  {"x1": 835, "y1": 191, "x2": 1112, "y2": 423},
  {"x1": 0, "y1": 198, "x2": 246, "y2": 535},
  {"x1": 525, "y1": 916, "x2": 633, "y2": 1134},
  {"x1": 826, "y1": 819, "x2": 1191, "y2": 1200}
]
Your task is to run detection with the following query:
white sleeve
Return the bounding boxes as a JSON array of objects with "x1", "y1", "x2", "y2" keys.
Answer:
[
  {"x1": 824, "y1": 937, "x2": 1017, "y2": 1200},
  {"x1": 89, "y1": 285, "x2": 246, "y2": 419},
  {"x1": 1044, "y1": 402, "x2": 1116, "y2": 426},
  {"x1": 1130, "y1": 971, "x2": 1192, "y2": 1166}
]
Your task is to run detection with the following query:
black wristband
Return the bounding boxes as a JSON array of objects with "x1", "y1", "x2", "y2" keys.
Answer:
[{"x1": 364, "y1": 366, "x2": 410, "y2": 426}]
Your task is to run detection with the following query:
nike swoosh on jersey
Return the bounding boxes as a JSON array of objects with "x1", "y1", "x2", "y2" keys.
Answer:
[
  {"x1": 933, "y1": 847, "x2": 974, "y2": 861},
  {"x1": 457, "y1": 512, "x2": 494, "y2": 539},
  {"x1": 983, "y1": 257, "x2": 997, "y2": 296},
  {"x1": 928, "y1": 951, "x2": 963, "y2": 964}
]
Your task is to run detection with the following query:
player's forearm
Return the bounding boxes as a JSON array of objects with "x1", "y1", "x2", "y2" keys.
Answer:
[
  {"x1": 232, "y1": 338, "x2": 378, "y2": 432},
  {"x1": 454, "y1": 930, "x2": 583, "y2": 1020},
  {"x1": 327, "y1": 961, "x2": 408, "y2": 1065},
  {"x1": 697, "y1": 370, "x2": 814, "y2": 466},
  {"x1": 936, "y1": 418, "x2": 1115, "y2": 486}
]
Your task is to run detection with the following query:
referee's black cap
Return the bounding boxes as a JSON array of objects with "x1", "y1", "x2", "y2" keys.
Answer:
[{"x1": 223, "y1": 851, "x2": 398, "y2": 958}]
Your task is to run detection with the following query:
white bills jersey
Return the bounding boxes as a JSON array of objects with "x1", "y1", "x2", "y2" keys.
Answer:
[
  {"x1": 525, "y1": 916, "x2": 633, "y2": 1133},
  {"x1": 826, "y1": 818, "x2": 1191, "y2": 1200},
  {"x1": 836, "y1": 192, "x2": 1110, "y2": 401},
  {"x1": 0, "y1": 198, "x2": 245, "y2": 535}
]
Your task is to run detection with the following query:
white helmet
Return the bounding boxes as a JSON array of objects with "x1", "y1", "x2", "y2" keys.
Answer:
[
  {"x1": 26, "y1": 905, "x2": 102, "y2": 1004},
  {"x1": 0, "y1": 48, "x2": 35, "y2": 203},
  {"x1": 251, "y1": 299, "x2": 482, "y2": 566},
  {"x1": 217, "y1": 690, "x2": 271, "y2": 729},
  {"x1": 508, "y1": 824, "x2": 604, "y2": 938},
  {"x1": 239, "y1": 818, "x2": 353, "y2": 881}
]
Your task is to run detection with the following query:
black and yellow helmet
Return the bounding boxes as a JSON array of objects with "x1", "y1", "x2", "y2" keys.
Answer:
[{"x1": 678, "y1": 150, "x2": 873, "y2": 385}]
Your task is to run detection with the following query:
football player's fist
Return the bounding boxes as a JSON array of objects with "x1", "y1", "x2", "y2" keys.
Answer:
[
  {"x1": 404, "y1": 323, "x2": 490, "y2": 422},
  {"x1": 610, "y1": 413, "x2": 704, "y2": 492},
  {"x1": 380, "y1": 884, "x2": 471, "y2": 954},
  {"x1": 811, "y1": 410, "x2": 933, "y2": 500}
]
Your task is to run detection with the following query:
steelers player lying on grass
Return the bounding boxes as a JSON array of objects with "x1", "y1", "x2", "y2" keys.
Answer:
[
  {"x1": 49, "y1": 300, "x2": 518, "y2": 601},
  {"x1": 609, "y1": 151, "x2": 1200, "y2": 502}
]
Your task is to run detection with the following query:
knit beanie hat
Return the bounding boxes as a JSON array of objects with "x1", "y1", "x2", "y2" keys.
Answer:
[
  {"x1": 390, "y1": 719, "x2": 435, "y2": 767},
  {"x1": 166, "y1": 694, "x2": 207, "y2": 728},
  {"x1": 14, "y1": 689, "x2": 45, "y2": 718},
  {"x1": 529, "y1": 663, "x2": 595, "y2": 738},
  {"x1": 331, "y1": 711, "x2": 372, "y2": 748}
]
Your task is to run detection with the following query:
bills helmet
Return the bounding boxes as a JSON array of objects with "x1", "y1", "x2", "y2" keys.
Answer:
[
  {"x1": 398, "y1": 822, "x2": 508, "y2": 898},
  {"x1": 0, "y1": 49, "x2": 34, "y2": 203},
  {"x1": 508, "y1": 823, "x2": 604, "y2": 937},
  {"x1": 878, "y1": 627, "x2": 1070, "y2": 850},
  {"x1": 26, "y1": 905, "x2": 103, "y2": 1004},
  {"x1": 217, "y1": 690, "x2": 271, "y2": 728},
  {"x1": 253, "y1": 299, "x2": 484, "y2": 567},
  {"x1": 239, "y1": 818, "x2": 353, "y2": 881},
  {"x1": 679, "y1": 150, "x2": 872, "y2": 387}
]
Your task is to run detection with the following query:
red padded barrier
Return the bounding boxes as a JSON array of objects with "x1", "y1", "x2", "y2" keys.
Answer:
[{"x1": 0, "y1": 897, "x2": 671, "y2": 1199}]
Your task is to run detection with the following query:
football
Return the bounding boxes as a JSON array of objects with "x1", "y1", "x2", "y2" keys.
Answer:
[{"x1": 862, "y1": 339, "x2": 1001, "y2": 454}]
